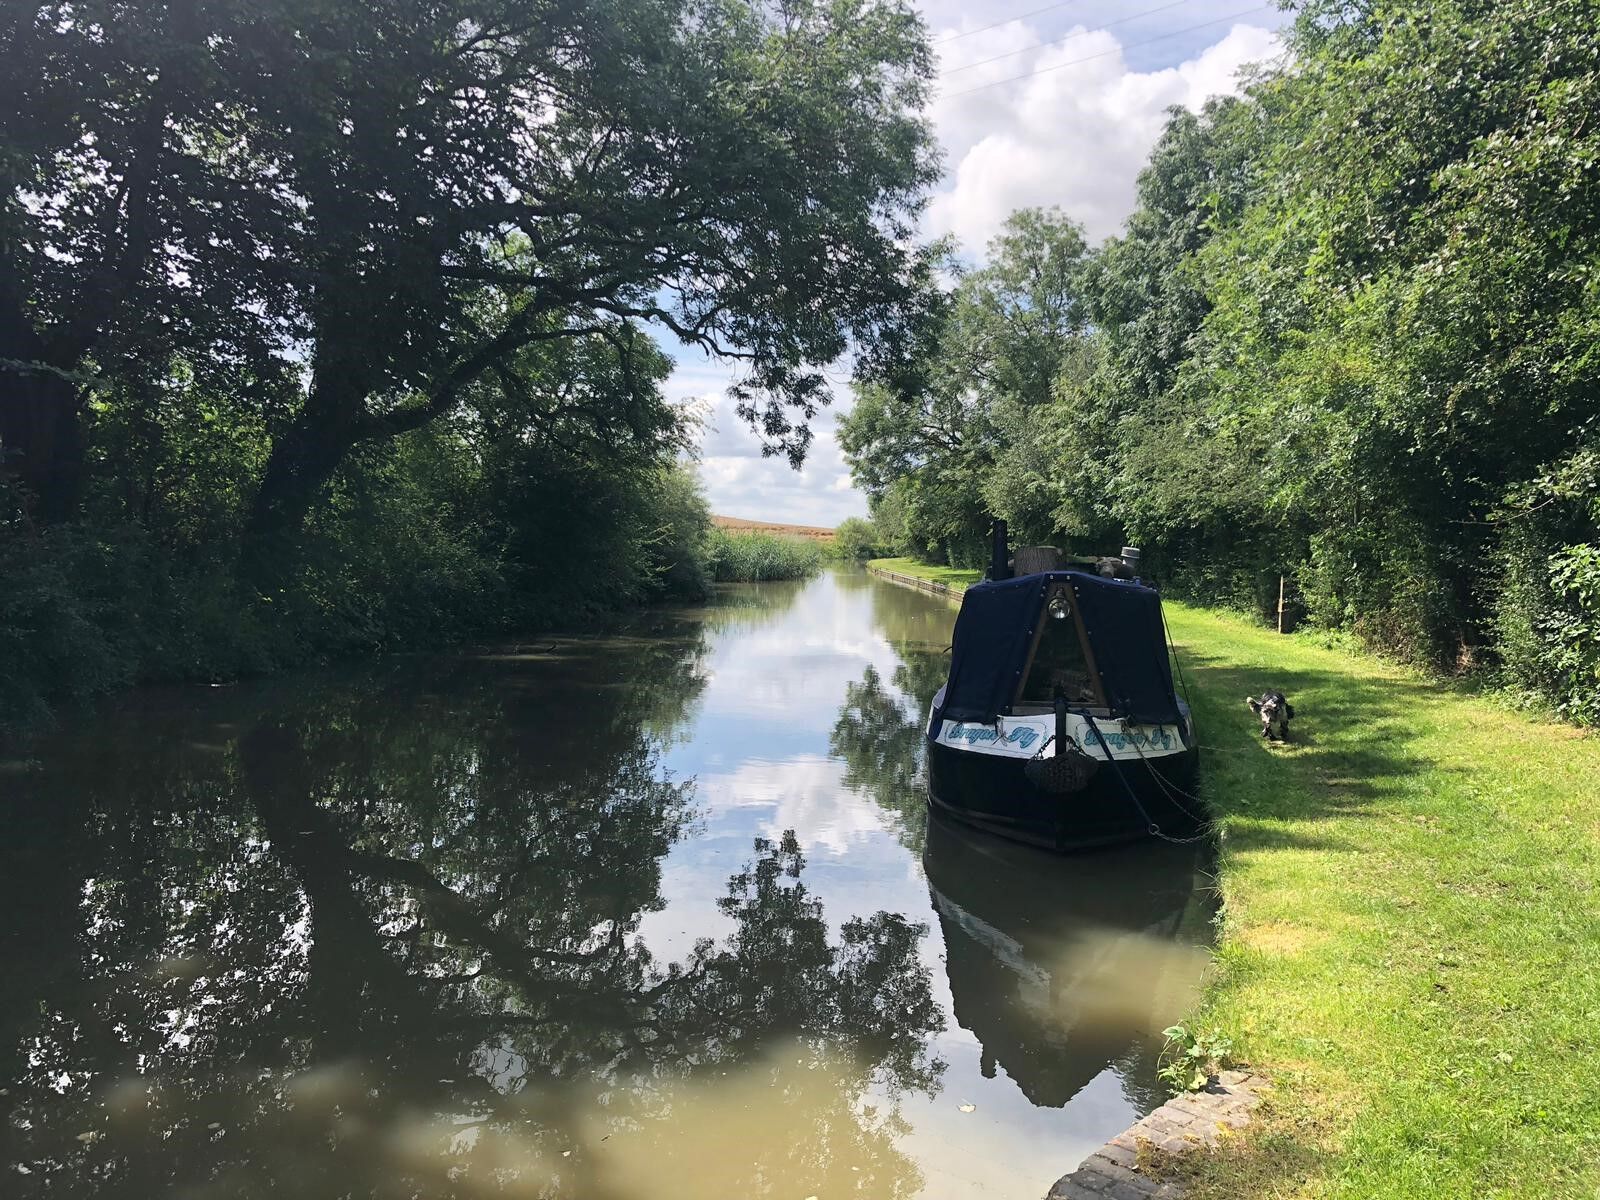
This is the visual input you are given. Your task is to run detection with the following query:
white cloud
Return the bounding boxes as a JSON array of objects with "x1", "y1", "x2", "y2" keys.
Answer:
[
  {"x1": 663, "y1": 3, "x2": 1286, "y2": 525},
  {"x1": 665, "y1": 353, "x2": 867, "y2": 527},
  {"x1": 927, "y1": 18, "x2": 1283, "y2": 248},
  {"x1": 702, "y1": 755, "x2": 891, "y2": 856}
]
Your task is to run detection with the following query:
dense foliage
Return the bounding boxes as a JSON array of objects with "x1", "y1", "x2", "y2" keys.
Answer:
[
  {"x1": 831, "y1": 516, "x2": 888, "y2": 561},
  {"x1": 842, "y1": 0, "x2": 1600, "y2": 718},
  {"x1": 0, "y1": 0, "x2": 939, "y2": 727}
]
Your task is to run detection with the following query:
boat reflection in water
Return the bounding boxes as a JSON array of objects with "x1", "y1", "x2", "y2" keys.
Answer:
[{"x1": 922, "y1": 812, "x2": 1215, "y2": 1112}]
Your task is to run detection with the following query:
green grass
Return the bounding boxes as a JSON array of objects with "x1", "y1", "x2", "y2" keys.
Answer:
[
  {"x1": 706, "y1": 529, "x2": 824, "y2": 582},
  {"x1": 865, "y1": 556, "x2": 981, "y2": 592},
  {"x1": 1159, "y1": 601, "x2": 1600, "y2": 1199}
]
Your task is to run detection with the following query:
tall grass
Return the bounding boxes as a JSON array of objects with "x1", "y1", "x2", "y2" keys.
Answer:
[{"x1": 705, "y1": 529, "x2": 823, "y2": 582}]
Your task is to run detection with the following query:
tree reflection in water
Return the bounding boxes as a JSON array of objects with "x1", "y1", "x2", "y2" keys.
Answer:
[
  {"x1": 1, "y1": 625, "x2": 943, "y2": 1200},
  {"x1": 829, "y1": 653, "x2": 948, "y2": 855}
]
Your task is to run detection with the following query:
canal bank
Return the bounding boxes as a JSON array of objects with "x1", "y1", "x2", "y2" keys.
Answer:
[
  {"x1": 871, "y1": 555, "x2": 1600, "y2": 1199},
  {"x1": 866, "y1": 561, "x2": 967, "y2": 601},
  {"x1": 867, "y1": 557, "x2": 975, "y2": 600},
  {"x1": 1047, "y1": 1070, "x2": 1265, "y2": 1200}
]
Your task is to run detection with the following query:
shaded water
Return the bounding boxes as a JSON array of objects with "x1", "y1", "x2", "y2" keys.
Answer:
[{"x1": 1, "y1": 568, "x2": 1214, "y2": 1199}]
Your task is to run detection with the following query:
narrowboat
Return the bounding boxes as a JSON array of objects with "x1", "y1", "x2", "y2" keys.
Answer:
[{"x1": 925, "y1": 525, "x2": 1203, "y2": 851}]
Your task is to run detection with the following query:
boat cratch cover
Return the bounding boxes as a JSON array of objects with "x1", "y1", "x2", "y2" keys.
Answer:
[{"x1": 933, "y1": 571, "x2": 1181, "y2": 728}]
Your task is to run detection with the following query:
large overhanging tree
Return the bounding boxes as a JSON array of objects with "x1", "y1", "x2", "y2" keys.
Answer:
[
  {"x1": 1, "y1": 0, "x2": 304, "y2": 521},
  {"x1": 1, "y1": 0, "x2": 938, "y2": 545}
]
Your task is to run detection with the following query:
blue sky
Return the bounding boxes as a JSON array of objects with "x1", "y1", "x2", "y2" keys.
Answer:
[{"x1": 671, "y1": 0, "x2": 1290, "y2": 527}]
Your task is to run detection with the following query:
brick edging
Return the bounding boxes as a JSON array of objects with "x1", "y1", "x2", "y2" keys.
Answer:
[{"x1": 1046, "y1": 1071, "x2": 1266, "y2": 1200}]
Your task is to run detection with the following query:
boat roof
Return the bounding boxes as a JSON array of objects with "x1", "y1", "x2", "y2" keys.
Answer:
[{"x1": 934, "y1": 569, "x2": 1181, "y2": 727}]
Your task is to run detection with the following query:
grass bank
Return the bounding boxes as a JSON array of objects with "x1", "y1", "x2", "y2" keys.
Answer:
[
  {"x1": 870, "y1": 555, "x2": 1600, "y2": 1195},
  {"x1": 707, "y1": 529, "x2": 824, "y2": 582},
  {"x1": 865, "y1": 556, "x2": 980, "y2": 592},
  {"x1": 1168, "y1": 602, "x2": 1600, "y2": 1199}
]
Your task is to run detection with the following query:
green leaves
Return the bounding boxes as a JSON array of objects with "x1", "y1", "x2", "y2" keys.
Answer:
[
  {"x1": 1157, "y1": 1023, "x2": 1235, "y2": 1095},
  {"x1": 841, "y1": 207, "x2": 1094, "y2": 559},
  {"x1": 7, "y1": 0, "x2": 942, "y2": 537},
  {"x1": 843, "y1": 0, "x2": 1597, "y2": 711}
]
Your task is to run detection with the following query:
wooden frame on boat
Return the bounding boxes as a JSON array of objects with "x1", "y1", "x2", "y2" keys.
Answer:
[{"x1": 1008, "y1": 581, "x2": 1109, "y2": 714}]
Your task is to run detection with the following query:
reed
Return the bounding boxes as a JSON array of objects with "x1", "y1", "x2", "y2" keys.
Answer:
[{"x1": 706, "y1": 529, "x2": 823, "y2": 582}]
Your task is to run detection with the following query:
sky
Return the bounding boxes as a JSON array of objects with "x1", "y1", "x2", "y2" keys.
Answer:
[{"x1": 673, "y1": 0, "x2": 1290, "y2": 528}]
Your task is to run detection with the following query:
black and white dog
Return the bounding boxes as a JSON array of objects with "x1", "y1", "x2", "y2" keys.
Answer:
[{"x1": 1246, "y1": 691, "x2": 1296, "y2": 742}]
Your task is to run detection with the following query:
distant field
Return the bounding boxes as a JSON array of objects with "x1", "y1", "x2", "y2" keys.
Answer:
[{"x1": 711, "y1": 515, "x2": 835, "y2": 542}]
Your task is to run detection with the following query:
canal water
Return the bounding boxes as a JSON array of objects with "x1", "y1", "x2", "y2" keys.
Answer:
[{"x1": 1, "y1": 568, "x2": 1214, "y2": 1199}]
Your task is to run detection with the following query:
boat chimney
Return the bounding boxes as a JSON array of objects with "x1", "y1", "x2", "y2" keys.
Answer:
[
  {"x1": 1120, "y1": 545, "x2": 1141, "y2": 574},
  {"x1": 990, "y1": 519, "x2": 1012, "y2": 581}
]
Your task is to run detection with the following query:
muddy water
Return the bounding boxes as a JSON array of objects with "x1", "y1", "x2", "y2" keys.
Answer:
[{"x1": 0, "y1": 568, "x2": 1214, "y2": 1199}]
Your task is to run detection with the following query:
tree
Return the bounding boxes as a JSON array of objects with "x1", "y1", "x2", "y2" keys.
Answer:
[
  {"x1": 832, "y1": 515, "x2": 882, "y2": 560},
  {"x1": 1084, "y1": 95, "x2": 1259, "y2": 405},
  {"x1": 1175, "y1": 0, "x2": 1600, "y2": 658},
  {"x1": 840, "y1": 207, "x2": 1091, "y2": 559},
  {"x1": 0, "y1": 0, "x2": 300, "y2": 519},
  {"x1": 2, "y1": 0, "x2": 939, "y2": 548}
]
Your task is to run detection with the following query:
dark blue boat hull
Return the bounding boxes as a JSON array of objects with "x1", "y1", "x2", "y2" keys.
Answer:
[{"x1": 925, "y1": 737, "x2": 1204, "y2": 852}]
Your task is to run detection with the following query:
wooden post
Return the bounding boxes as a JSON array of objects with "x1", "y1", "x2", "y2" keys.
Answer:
[{"x1": 1278, "y1": 574, "x2": 1286, "y2": 634}]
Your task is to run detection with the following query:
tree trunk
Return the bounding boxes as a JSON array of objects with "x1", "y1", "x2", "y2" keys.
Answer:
[
  {"x1": 241, "y1": 366, "x2": 371, "y2": 579},
  {"x1": 245, "y1": 414, "x2": 355, "y2": 543}
]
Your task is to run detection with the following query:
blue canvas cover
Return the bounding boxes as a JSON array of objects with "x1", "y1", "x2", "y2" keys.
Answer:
[
  {"x1": 1068, "y1": 572, "x2": 1182, "y2": 726},
  {"x1": 934, "y1": 574, "x2": 1048, "y2": 725},
  {"x1": 933, "y1": 570, "x2": 1180, "y2": 727}
]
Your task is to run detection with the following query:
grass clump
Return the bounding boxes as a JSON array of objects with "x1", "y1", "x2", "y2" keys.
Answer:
[
  {"x1": 706, "y1": 529, "x2": 823, "y2": 582},
  {"x1": 1164, "y1": 601, "x2": 1600, "y2": 1200},
  {"x1": 1158, "y1": 1024, "x2": 1235, "y2": 1095}
]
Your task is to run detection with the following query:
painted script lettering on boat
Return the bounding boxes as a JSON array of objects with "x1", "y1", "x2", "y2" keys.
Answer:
[
  {"x1": 1093, "y1": 727, "x2": 1177, "y2": 752},
  {"x1": 943, "y1": 723, "x2": 1042, "y2": 750},
  {"x1": 941, "y1": 722, "x2": 1178, "y2": 753}
]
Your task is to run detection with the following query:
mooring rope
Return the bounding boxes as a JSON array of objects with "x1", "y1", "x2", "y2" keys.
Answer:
[
  {"x1": 1126, "y1": 727, "x2": 1209, "y2": 817},
  {"x1": 1161, "y1": 605, "x2": 1194, "y2": 715},
  {"x1": 1080, "y1": 711, "x2": 1212, "y2": 845}
]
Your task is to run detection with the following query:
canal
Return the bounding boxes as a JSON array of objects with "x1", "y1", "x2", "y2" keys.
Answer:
[{"x1": 1, "y1": 568, "x2": 1215, "y2": 1199}]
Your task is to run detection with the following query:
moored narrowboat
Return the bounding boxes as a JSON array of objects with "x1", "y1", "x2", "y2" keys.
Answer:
[{"x1": 925, "y1": 527, "x2": 1203, "y2": 851}]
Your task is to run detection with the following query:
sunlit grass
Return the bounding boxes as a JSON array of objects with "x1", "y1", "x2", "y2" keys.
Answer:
[
  {"x1": 866, "y1": 557, "x2": 981, "y2": 592},
  {"x1": 1162, "y1": 602, "x2": 1600, "y2": 1200}
]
